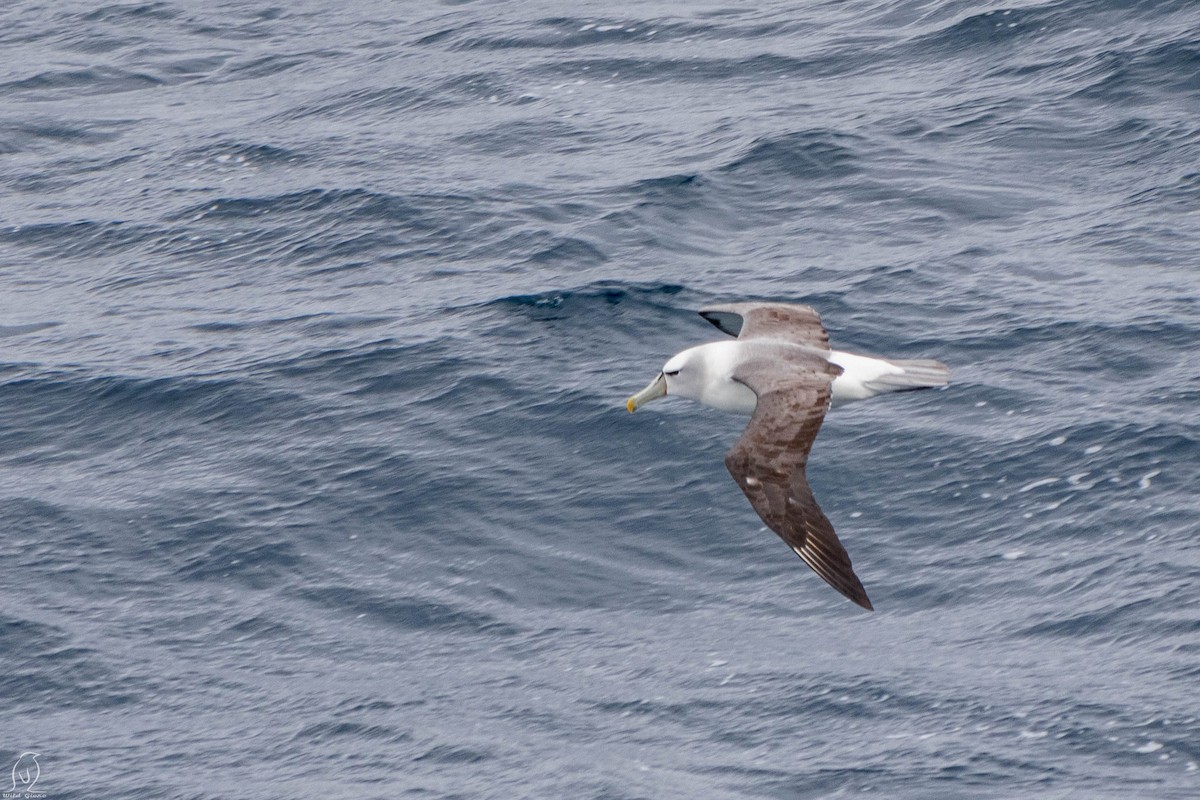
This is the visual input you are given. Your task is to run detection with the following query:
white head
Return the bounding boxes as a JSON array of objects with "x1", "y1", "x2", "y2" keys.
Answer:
[{"x1": 625, "y1": 346, "x2": 710, "y2": 412}]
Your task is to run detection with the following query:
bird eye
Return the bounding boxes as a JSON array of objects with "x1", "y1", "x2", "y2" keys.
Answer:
[{"x1": 664, "y1": 369, "x2": 680, "y2": 377}]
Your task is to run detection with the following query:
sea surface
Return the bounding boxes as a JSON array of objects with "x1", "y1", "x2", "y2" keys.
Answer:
[{"x1": 2, "y1": 1, "x2": 1198, "y2": 797}]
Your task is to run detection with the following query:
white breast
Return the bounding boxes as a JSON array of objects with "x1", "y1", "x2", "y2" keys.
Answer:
[
  {"x1": 700, "y1": 375, "x2": 759, "y2": 414},
  {"x1": 687, "y1": 341, "x2": 760, "y2": 414}
]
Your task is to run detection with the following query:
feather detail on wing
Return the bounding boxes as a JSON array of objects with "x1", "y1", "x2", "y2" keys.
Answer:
[
  {"x1": 723, "y1": 348, "x2": 872, "y2": 610},
  {"x1": 699, "y1": 302, "x2": 830, "y2": 351}
]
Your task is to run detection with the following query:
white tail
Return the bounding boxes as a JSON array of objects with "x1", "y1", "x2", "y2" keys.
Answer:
[{"x1": 861, "y1": 358, "x2": 950, "y2": 394}]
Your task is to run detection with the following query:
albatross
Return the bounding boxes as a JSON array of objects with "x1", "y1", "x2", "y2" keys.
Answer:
[{"x1": 626, "y1": 302, "x2": 949, "y2": 611}]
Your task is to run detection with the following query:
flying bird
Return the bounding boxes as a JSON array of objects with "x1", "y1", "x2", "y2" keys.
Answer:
[{"x1": 626, "y1": 302, "x2": 949, "y2": 610}]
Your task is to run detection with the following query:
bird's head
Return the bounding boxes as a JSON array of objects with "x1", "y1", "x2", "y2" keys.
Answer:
[{"x1": 626, "y1": 347, "x2": 704, "y2": 412}]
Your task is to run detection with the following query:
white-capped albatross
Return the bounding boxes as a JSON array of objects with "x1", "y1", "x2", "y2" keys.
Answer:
[{"x1": 625, "y1": 302, "x2": 950, "y2": 611}]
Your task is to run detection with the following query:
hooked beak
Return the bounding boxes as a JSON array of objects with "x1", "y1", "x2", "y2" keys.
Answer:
[{"x1": 626, "y1": 372, "x2": 668, "y2": 413}]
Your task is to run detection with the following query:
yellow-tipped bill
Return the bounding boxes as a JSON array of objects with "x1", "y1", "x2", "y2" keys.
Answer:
[{"x1": 626, "y1": 372, "x2": 667, "y2": 413}]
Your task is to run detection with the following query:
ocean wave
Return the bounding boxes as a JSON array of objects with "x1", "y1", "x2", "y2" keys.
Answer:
[{"x1": 0, "y1": 65, "x2": 162, "y2": 97}]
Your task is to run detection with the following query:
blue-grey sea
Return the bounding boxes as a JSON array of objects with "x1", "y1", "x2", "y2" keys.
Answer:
[{"x1": 3, "y1": 1, "x2": 1198, "y2": 797}]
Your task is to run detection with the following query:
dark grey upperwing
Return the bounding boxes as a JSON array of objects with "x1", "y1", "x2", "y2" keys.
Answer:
[
  {"x1": 698, "y1": 302, "x2": 830, "y2": 350},
  {"x1": 723, "y1": 348, "x2": 872, "y2": 610}
]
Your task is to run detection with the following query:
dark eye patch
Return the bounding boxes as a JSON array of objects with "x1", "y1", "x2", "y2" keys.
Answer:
[{"x1": 664, "y1": 370, "x2": 680, "y2": 376}]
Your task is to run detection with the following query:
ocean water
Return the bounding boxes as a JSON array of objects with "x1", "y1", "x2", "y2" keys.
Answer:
[{"x1": 2, "y1": 0, "x2": 1198, "y2": 797}]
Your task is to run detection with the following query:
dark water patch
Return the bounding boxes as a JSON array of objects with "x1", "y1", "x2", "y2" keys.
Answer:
[
  {"x1": 413, "y1": 23, "x2": 473, "y2": 47},
  {"x1": 297, "y1": 585, "x2": 519, "y2": 636},
  {"x1": 1072, "y1": 38, "x2": 1200, "y2": 101},
  {"x1": 134, "y1": 186, "x2": 503, "y2": 274},
  {"x1": 175, "y1": 188, "x2": 488, "y2": 252},
  {"x1": 935, "y1": 415, "x2": 1195, "y2": 487},
  {"x1": 623, "y1": 172, "x2": 704, "y2": 201},
  {"x1": 885, "y1": 578, "x2": 963, "y2": 611},
  {"x1": 897, "y1": 102, "x2": 1017, "y2": 145},
  {"x1": 0, "y1": 614, "x2": 149, "y2": 712},
  {"x1": 1071, "y1": 218, "x2": 1198, "y2": 268},
  {"x1": 271, "y1": 85, "x2": 444, "y2": 121},
  {"x1": 187, "y1": 312, "x2": 390, "y2": 334},
  {"x1": 601, "y1": 171, "x2": 758, "y2": 240},
  {"x1": 175, "y1": 537, "x2": 303, "y2": 588},
  {"x1": 261, "y1": 337, "x2": 461, "y2": 395},
  {"x1": 1139, "y1": 39, "x2": 1200, "y2": 93},
  {"x1": 180, "y1": 187, "x2": 420, "y2": 222},
  {"x1": 212, "y1": 53, "x2": 318, "y2": 83},
  {"x1": 937, "y1": 316, "x2": 1198, "y2": 369},
  {"x1": 1088, "y1": 117, "x2": 1198, "y2": 161},
  {"x1": 332, "y1": 697, "x2": 402, "y2": 715},
  {"x1": 437, "y1": 69, "x2": 532, "y2": 105},
  {"x1": 910, "y1": 6, "x2": 1063, "y2": 55},
  {"x1": 455, "y1": 118, "x2": 600, "y2": 155},
  {"x1": 483, "y1": 282, "x2": 687, "y2": 325},
  {"x1": 302, "y1": 314, "x2": 395, "y2": 333},
  {"x1": 1018, "y1": 596, "x2": 1160, "y2": 639},
  {"x1": 751, "y1": 675, "x2": 935, "y2": 728},
  {"x1": 516, "y1": 198, "x2": 604, "y2": 229},
  {"x1": 46, "y1": 2, "x2": 175, "y2": 56},
  {"x1": 536, "y1": 52, "x2": 823, "y2": 85},
  {"x1": 293, "y1": 720, "x2": 409, "y2": 745},
  {"x1": 179, "y1": 6, "x2": 296, "y2": 43},
  {"x1": 0, "y1": 219, "x2": 159, "y2": 260},
  {"x1": 697, "y1": 687, "x2": 1163, "y2": 795},
  {"x1": 413, "y1": 743, "x2": 491, "y2": 764},
  {"x1": 428, "y1": 15, "x2": 803, "y2": 54},
  {"x1": 0, "y1": 321, "x2": 60, "y2": 338},
  {"x1": 0, "y1": 370, "x2": 309, "y2": 469},
  {"x1": 115, "y1": 491, "x2": 341, "y2": 600},
  {"x1": 78, "y1": 2, "x2": 179, "y2": 24},
  {"x1": 219, "y1": 614, "x2": 298, "y2": 645},
  {"x1": 587, "y1": 207, "x2": 730, "y2": 257},
  {"x1": 726, "y1": 766, "x2": 899, "y2": 800},
  {"x1": 0, "y1": 118, "x2": 133, "y2": 153},
  {"x1": 72, "y1": 373, "x2": 292, "y2": 426},
  {"x1": 145, "y1": 54, "x2": 232, "y2": 81},
  {"x1": 0, "y1": 498, "x2": 126, "y2": 589},
  {"x1": 1127, "y1": 171, "x2": 1200, "y2": 210},
  {"x1": 520, "y1": 234, "x2": 608, "y2": 267},
  {"x1": 448, "y1": 17, "x2": 655, "y2": 51},
  {"x1": 719, "y1": 130, "x2": 862, "y2": 181},
  {"x1": 860, "y1": 406, "x2": 1198, "y2": 591},
  {"x1": 583, "y1": 131, "x2": 870, "y2": 239},
  {"x1": 179, "y1": 141, "x2": 307, "y2": 168},
  {"x1": 614, "y1": 171, "x2": 705, "y2": 215},
  {"x1": 0, "y1": 66, "x2": 163, "y2": 97},
  {"x1": 0, "y1": 613, "x2": 67, "y2": 655}
]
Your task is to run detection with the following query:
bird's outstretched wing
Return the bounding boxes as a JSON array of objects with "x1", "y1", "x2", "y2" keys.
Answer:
[
  {"x1": 723, "y1": 347, "x2": 872, "y2": 610},
  {"x1": 699, "y1": 302, "x2": 830, "y2": 350}
]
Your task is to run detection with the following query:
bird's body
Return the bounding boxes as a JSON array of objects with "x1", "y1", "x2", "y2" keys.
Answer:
[
  {"x1": 658, "y1": 339, "x2": 935, "y2": 413},
  {"x1": 626, "y1": 302, "x2": 950, "y2": 610}
]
